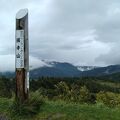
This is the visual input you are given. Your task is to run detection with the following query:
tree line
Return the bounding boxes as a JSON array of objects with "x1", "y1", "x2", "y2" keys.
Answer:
[{"x1": 0, "y1": 76, "x2": 120, "y2": 107}]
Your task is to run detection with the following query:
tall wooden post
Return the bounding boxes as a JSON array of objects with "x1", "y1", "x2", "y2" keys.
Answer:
[{"x1": 15, "y1": 9, "x2": 29, "y2": 102}]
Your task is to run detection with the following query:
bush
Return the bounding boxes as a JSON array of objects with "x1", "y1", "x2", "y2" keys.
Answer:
[
  {"x1": 96, "y1": 91, "x2": 120, "y2": 107},
  {"x1": 54, "y1": 81, "x2": 70, "y2": 100},
  {"x1": 9, "y1": 91, "x2": 44, "y2": 117},
  {"x1": 54, "y1": 82, "x2": 91, "y2": 104},
  {"x1": 79, "y1": 86, "x2": 90, "y2": 103}
]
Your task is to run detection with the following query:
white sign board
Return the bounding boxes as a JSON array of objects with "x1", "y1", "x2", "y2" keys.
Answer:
[{"x1": 16, "y1": 30, "x2": 24, "y2": 68}]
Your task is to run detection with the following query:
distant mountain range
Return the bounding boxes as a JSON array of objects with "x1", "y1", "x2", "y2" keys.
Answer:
[
  {"x1": 81, "y1": 65, "x2": 120, "y2": 77},
  {"x1": 1, "y1": 61, "x2": 120, "y2": 78}
]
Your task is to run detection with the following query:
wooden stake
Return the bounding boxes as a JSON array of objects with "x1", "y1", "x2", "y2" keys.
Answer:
[{"x1": 15, "y1": 9, "x2": 29, "y2": 102}]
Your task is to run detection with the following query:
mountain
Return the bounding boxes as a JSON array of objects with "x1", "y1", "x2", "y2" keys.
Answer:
[
  {"x1": 0, "y1": 72, "x2": 15, "y2": 78},
  {"x1": 30, "y1": 64, "x2": 120, "y2": 78},
  {"x1": 1, "y1": 61, "x2": 120, "y2": 78},
  {"x1": 81, "y1": 65, "x2": 120, "y2": 77},
  {"x1": 30, "y1": 61, "x2": 80, "y2": 78}
]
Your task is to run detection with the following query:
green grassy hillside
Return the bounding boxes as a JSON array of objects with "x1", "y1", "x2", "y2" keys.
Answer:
[
  {"x1": 0, "y1": 98, "x2": 120, "y2": 120},
  {"x1": 38, "y1": 100, "x2": 120, "y2": 120}
]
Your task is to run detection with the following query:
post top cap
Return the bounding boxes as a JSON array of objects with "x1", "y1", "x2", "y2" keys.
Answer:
[{"x1": 16, "y1": 9, "x2": 28, "y2": 19}]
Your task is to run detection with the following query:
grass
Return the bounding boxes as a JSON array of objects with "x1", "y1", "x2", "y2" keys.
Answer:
[
  {"x1": 0, "y1": 97, "x2": 10, "y2": 113},
  {"x1": 0, "y1": 98, "x2": 120, "y2": 120},
  {"x1": 37, "y1": 100, "x2": 120, "y2": 120}
]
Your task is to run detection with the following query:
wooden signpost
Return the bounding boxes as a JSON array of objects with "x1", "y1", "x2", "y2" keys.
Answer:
[{"x1": 15, "y1": 9, "x2": 29, "y2": 102}]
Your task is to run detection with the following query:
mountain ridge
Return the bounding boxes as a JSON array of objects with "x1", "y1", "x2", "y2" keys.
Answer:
[{"x1": 0, "y1": 61, "x2": 120, "y2": 78}]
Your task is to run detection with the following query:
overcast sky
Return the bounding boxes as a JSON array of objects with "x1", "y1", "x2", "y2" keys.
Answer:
[{"x1": 0, "y1": 0, "x2": 120, "y2": 71}]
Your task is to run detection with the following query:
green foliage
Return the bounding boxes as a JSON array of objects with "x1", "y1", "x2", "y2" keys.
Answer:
[
  {"x1": 68, "y1": 84, "x2": 80, "y2": 102},
  {"x1": 79, "y1": 86, "x2": 90, "y2": 103},
  {"x1": 54, "y1": 81, "x2": 70, "y2": 100},
  {"x1": 0, "y1": 76, "x2": 120, "y2": 119},
  {"x1": 54, "y1": 82, "x2": 92, "y2": 103},
  {"x1": 0, "y1": 77, "x2": 14, "y2": 98},
  {"x1": 96, "y1": 91, "x2": 120, "y2": 107},
  {"x1": 30, "y1": 77, "x2": 120, "y2": 94},
  {"x1": 9, "y1": 91, "x2": 44, "y2": 117}
]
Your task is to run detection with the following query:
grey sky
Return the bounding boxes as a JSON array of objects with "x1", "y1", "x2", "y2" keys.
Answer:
[{"x1": 0, "y1": 0, "x2": 120, "y2": 71}]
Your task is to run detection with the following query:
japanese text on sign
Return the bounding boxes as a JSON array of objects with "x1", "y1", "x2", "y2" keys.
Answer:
[{"x1": 16, "y1": 30, "x2": 24, "y2": 68}]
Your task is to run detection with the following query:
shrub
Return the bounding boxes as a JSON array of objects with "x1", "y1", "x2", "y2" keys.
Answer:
[
  {"x1": 67, "y1": 84, "x2": 80, "y2": 102},
  {"x1": 79, "y1": 86, "x2": 90, "y2": 103},
  {"x1": 9, "y1": 91, "x2": 44, "y2": 117},
  {"x1": 54, "y1": 83, "x2": 91, "y2": 103},
  {"x1": 54, "y1": 81, "x2": 70, "y2": 100},
  {"x1": 96, "y1": 91, "x2": 120, "y2": 107}
]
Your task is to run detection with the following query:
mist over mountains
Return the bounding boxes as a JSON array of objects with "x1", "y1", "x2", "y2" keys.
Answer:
[{"x1": 1, "y1": 61, "x2": 120, "y2": 78}]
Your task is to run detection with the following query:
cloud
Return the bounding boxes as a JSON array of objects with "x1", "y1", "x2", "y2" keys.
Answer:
[
  {"x1": 0, "y1": 54, "x2": 49, "y2": 72},
  {"x1": 95, "y1": 42, "x2": 120, "y2": 65},
  {"x1": 0, "y1": 55, "x2": 15, "y2": 72},
  {"x1": 29, "y1": 56, "x2": 50, "y2": 70},
  {"x1": 0, "y1": 0, "x2": 120, "y2": 71}
]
